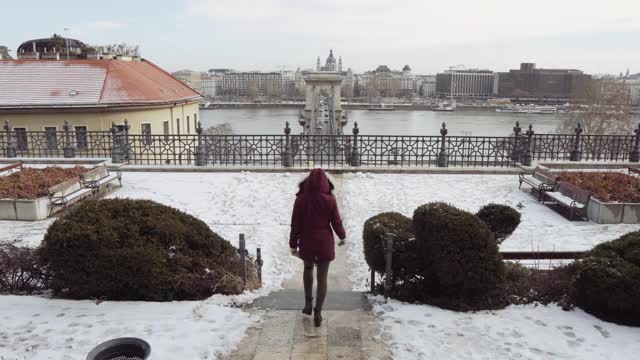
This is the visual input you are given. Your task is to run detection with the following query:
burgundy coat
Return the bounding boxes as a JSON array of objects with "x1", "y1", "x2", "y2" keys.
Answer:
[{"x1": 289, "y1": 169, "x2": 346, "y2": 262}]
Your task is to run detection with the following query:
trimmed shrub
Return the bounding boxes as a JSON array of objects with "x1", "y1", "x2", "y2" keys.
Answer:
[
  {"x1": 413, "y1": 202, "x2": 506, "y2": 310},
  {"x1": 476, "y1": 204, "x2": 521, "y2": 244},
  {"x1": 38, "y1": 199, "x2": 259, "y2": 301},
  {"x1": 572, "y1": 231, "x2": 640, "y2": 326},
  {"x1": 504, "y1": 262, "x2": 575, "y2": 307},
  {"x1": 362, "y1": 212, "x2": 417, "y2": 280}
]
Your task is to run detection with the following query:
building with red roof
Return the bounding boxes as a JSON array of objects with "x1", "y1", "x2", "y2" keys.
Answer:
[{"x1": 0, "y1": 58, "x2": 203, "y2": 136}]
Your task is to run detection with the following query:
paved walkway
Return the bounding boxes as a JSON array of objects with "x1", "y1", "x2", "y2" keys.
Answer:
[{"x1": 220, "y1": 175, "x2": 392, "y2": 360}]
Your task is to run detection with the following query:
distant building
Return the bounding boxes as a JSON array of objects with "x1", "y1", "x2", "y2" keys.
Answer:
[
  {"x1": 222, "y1": 72, "x2": 283, "y2": 96},
  {"x1": 357, "y1": 64, "x2": 416, "y2": 97},
  {"x1": 497, "y1": 63, "x2": 591, "y2": 101},
  {"x1": 415, "y1": 75, "x2": 436, "y2": 97},
  {"x1": 0, "y1": 58, "x2": 202, "y2": 136},
  {"x1": 621, "y1": 80, "x2": 640, "y2": 106},
  {"x1": 208, "y1": 68, "x2": 234, "y2": 76},
  {"x1": 200, "y1": 74, "x2": 217, "y2": 98},
  {"x1": 173, "y1": 70, "x2": 203, "y2": 94},
  {"x1": 16, "y1": 37, "x2": 89, "y2": 60},
  {"x1": 435, "y1": 68, "x2": 495, "y2": 98},
  {"x1": 0, "y1": 46, "x2": 12, "y2": 60}
]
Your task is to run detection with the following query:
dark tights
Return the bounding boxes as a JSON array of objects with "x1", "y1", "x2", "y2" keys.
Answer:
[{"x1": 303, "y1": 261, "x2": 330, "y2": 311}]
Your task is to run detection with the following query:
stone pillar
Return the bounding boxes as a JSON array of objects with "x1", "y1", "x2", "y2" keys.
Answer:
[
  {"x1": 110, "y1": 122, "x2": 122, "y2": 164},
  {"x1": 123, "y1": 119, "x2": 130, "y2": 161},
  {"x1": 195, "y1": 121, "x2": 206, "y2": 166},
  {"x1": 511, "y1": 121, "x2": 522, "y2": 162},
  {"x1": 282, "y1": 122, "x2": 293, "y2": 167},
  {"x1": 350, "y1": 122, "x2": 361, "y2": 167},
  {"x1": 3, "y1": 120, "x2": 16, "y2": 158},
  {"x1": 523, "y1": 124, "x2": 534, "y2": 166},
  {"x1": 63, "y1": 120, "x2": 75, "y2": 158},
  {"x1": 570, "y1": 123, "x2": 583, "y2": 162},
  {"x1": 630, "y1": 123, "x2": 640, "y2": 163},
  {"x1": 437, "y1": 122, "x2": 449, "y2": 167}
]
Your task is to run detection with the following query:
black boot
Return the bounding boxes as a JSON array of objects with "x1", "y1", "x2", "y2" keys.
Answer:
[
  {"x1": 313, "y1": 307, "x2": 322, "y2": 327},
  {"x1": 302, "y1": 297, "x2": 313, "y2": 315}
]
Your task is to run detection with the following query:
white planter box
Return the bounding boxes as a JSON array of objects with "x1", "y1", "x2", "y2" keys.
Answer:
[{"x1": 586, "y1": 197, "x2": 640, "y2": 224}]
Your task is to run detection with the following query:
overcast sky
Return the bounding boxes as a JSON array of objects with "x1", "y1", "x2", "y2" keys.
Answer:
[{"x1": 1, "y1": 0, "x2": 639, "y2": 75}]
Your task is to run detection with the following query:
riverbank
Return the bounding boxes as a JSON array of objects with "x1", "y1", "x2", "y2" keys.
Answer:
[{"x1": 202, "y1": 102, "x2": 499, "y2": 111}]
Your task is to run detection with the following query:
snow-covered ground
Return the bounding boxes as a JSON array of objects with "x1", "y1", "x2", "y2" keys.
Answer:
[
  {"x1": 0, "y1": 295, "x2": 256, "y2": 360},
  {"x1": 1, "y1": 171, "x2": 639, "y2": 359},
  {"x1": 372, "y1": 297, "x2": 640, "y2": 360}
]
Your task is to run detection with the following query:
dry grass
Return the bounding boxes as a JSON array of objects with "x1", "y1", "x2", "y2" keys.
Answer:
[
  {"x1": 559, "y1": 171, "x2": 640, "y2": 203},
  {"x1": 0, "y1": 167, "x2": 87, "y2": 199}
]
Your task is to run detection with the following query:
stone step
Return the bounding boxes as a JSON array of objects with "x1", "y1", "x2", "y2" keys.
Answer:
[{"x1": 249, "y1": 290, "x2": 370, "y2": 311}]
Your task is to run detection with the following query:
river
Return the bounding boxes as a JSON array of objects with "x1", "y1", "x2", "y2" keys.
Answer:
[{"x1": 200, "y1": 109, "x2": 563, "y2": 136}]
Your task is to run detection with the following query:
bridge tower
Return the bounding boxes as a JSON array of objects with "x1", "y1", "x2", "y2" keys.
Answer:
[{"x1": 298, "y1": 50, "x2": 348, "y2": 136}]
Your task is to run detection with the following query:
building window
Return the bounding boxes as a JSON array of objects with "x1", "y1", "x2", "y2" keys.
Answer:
[
  {"x1": 163, "y1": 121, "x2": 170, "y2": 141},
  {"x1": 14, "y1": 128, "x2": 28, "y2": 151},
  {"x1": 75, "y1": 126, "x2": 88, "y2": 150},
  {"x1": 194, "y1": 114, "x2": 197, "y2": 132},
  {"x1": 141, "y1": 123, "x2": 152, "y2": 145},
  {"x1": 187, "y1": 115, "x2": 190, "y2": 134},
  {"x1": 44, "y1": 127, "x2": 58, "y2": 150},
  {"x1": 177, "y1": 118, "x2": 181, "y2": 135}
]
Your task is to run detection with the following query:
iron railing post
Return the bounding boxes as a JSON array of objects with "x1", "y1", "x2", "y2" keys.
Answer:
[
  {"x1": 63, "y1": 120, "x2": 75, "y2": 158},
  {"x1": 351, "y1": 122, "x2": 361, "y2": 167},
  {"x1": 511, "y1": 121, "x2": 521, "y2": 162},
  {"x1": 3, "y1": 120, "x2": 16, "y2": 158},
  {"x1": 570, "y1": 123, "x2": 583, "y2": 161},
  {"x1": 630, "y1": 122, "x2": 640, "y2": 163},
  {"x1": 195, "y1": 121, "x2": 206, "y2": 166},
  {"x1": 123, "y1": 119, "x2": 130, "y2": 162},
  {"x1": 437, "y1": 122, "x2": 449, "y2": 167},
  {"x1": 282, "y1": 121, "x2": 293, "y2": 167},
  {"x1": 110, "y1": 122, "x2": 122, "y2": 164},
  {"x1": 523, "y1": 124, "x2": 534, "y2": 166}
]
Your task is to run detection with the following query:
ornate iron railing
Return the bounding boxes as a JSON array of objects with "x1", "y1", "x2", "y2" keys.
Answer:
[{"x1": 2, "y1": 120, "x2": 640, "y2": 167}]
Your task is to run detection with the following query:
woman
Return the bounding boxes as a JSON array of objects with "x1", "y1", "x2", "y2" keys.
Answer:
[{"x1": 289, "y1": 168, "x2": 346, "y2": 327}]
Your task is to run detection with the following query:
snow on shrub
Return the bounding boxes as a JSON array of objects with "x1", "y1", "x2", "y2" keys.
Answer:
[
  {"x1": 38, "y1": 199, "x2": 260, "y2": 301},
  {"x1": 572, "y1": 231, "x2": 640, "y2": 326},
  {"x1": 476, "y1": 203, "x2": 521, "y2": 244},
  {"x1": 413, "y1": 202, "x2": 506, "y2": 310}
]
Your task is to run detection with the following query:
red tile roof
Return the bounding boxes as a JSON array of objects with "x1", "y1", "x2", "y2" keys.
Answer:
[{"x1": 0, "y1": 59, "x2": 202, "y2": 109}]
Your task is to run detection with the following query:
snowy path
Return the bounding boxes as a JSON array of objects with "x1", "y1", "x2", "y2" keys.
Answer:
[{"x1": 1, "y1": 171, "x2": 639, "y2": 359}]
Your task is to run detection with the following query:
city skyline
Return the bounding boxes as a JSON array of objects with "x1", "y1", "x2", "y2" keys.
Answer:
[{"x1": 1, "y1": 0, "x2": 639, "y2": 75}]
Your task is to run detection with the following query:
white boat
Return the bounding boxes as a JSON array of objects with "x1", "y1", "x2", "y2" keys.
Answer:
[
  {"x1": 431, "y1": 100, "x2": 456, "y2": 112},
  {"x1": 496, "y1": 104, "x2": 557, "y2": 114}
]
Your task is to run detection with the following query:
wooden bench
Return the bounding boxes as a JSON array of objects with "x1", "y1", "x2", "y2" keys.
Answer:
[
  {"x1": 519, "y1": 166, "x2": 560, "y2": 201},
  {"x1": 628, "y1": 166, "x2": 640, "y2": 176},
  {"x1": 0, "y1": 162, "x2": 23, "y2": 176},
  {"x1": 544, "y1": 181, "x2": 591, "y2": 221},
  {"x1": 47, "y1": 176, "x2": 95, "y2": 215},
  {"x1": 79, "y1": 164, "x2": 122, "y2": 192}
]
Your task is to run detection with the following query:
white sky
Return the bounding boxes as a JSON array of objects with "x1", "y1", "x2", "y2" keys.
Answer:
[{"x1": 2, "y1": 0, "x2": 639, "y2": 74}]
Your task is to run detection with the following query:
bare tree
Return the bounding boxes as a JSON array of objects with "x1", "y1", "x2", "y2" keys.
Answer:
[
  {"x1": 204, "y1": 123, "x2": 234, "y2": 135},
  {"x1": 560, "y1": 79, "x2": 634, "y2": 134}
]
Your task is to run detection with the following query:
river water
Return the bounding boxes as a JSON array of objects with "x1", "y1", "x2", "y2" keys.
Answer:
[{"x1": 200, "y1": 109, "x2": 563, "y2": 136}]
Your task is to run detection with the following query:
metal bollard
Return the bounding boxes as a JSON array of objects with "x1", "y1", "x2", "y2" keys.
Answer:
[
  {"x1": 239, "y1": 234, "x2": 247, "y2": 288},
  {"x1": 384, "y1": 236, "x2": 394, "y2": 300},
  {"x1": 256, "y1": 247, "x2": 263, "y2": 285}
]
